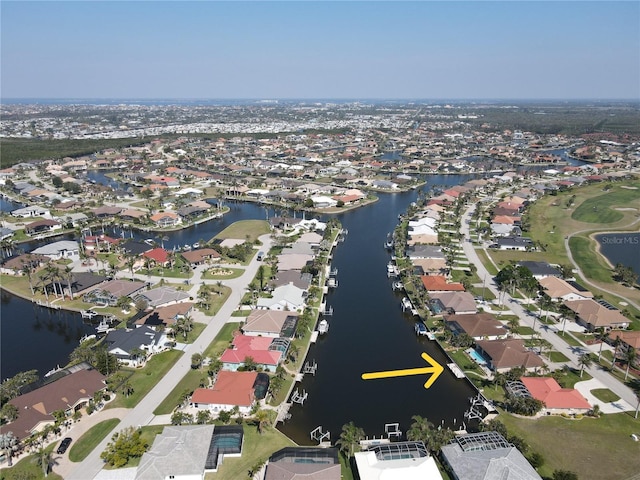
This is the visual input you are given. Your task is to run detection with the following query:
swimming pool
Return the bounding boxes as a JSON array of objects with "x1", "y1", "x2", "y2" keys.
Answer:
[{"x1": 467, "y1": 348, "x2": 488, "y2": 366}]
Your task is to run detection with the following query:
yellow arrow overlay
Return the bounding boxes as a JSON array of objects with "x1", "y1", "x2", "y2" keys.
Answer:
[{"x1": 361, "y1": 352, "x2": 444, "y2": 389}]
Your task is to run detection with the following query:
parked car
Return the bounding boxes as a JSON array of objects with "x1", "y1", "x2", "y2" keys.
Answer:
[{"x1": 57, "y1": 437, "x2": 72, "y2": 454}]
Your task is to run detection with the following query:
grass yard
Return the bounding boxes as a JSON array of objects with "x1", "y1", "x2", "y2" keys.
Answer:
[
  {"x1": 499, "y1": 411, "x2": 640, "y2": 480},
  {"x1": 0, "y1": 444, "x2": 63, "y2": 480},
  {"x1": 105, "y1": 350, "x2": 183, "y2": 409},
  {"x1": 213, "y1": 220, "x2": 270, "y2": 243},
  {"x1": 197, "y1": 285, "x2": 232, "y2": 317},
  {"x1": 547, "y1": 351, "x2": 570, "y2": 363},
  {"x1": 572, "y1": 185, "x2": 640, "y2": 223},
  {"x1": 204, "y1": 424, "x2": 295, "y2": 480},
  {"x1": 591, "y1": 388, "x2": 621, "y2": 403},
  {"x1": 202, "y1": 267, "x2": 244, "y2": 280},
  {"x1": 68, "y1": 419, "x2": 121, "y2": 462}
]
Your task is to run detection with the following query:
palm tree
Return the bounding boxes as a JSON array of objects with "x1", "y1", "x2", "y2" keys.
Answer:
[
  {"x1": 0, "y1": 432, "x2": 19, "y2": 467},
  {"x1": 578, "y1": 353, "x2": 593, "y2": 378},
  {"x1": 253, "y1": 408, "x2": 272, "y2": 434},
  {"x1": 336, "y1": 422, "x2": 365, "y2": 458},
  {"x1": 36, "y1": 446, "x2": 53, "y2": 476},
  {"x1": 597, "y1": 329, "x2": 610, "y2": 362},
  {"x1": 406, "y1": 415, "x2": 434, "y2": 446},
  {"x1": 611, "y1": 336, "x2": 623, "y2": 371},
  {"x1": 21, "y1": 261, "x2": 35, "y2": 295},
  {"x1": 63, "y1": 265, "x2": 74, "y2": 299},
  {"x1": 125, "y1": 255, "x2": 136, "y2": 280},
  {"x1": 507, "y1": 317, "x2": 520, "y2": 335},
  {"x1": 624, "y1": 346, "x2": 637, "y2": 380},
  {"x1": 121, "y1": 382, "x2": 134, "y2": 397}
]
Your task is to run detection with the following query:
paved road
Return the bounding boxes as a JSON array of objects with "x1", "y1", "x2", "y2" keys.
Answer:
[
  {"x1": 63, "y1": 234, "x2": 273, "y2": 480},
  {"x1": 459, "y1": 205, "x2": 638, "y2": 410}
]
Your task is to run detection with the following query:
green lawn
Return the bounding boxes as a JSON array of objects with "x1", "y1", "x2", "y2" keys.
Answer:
[
  {"x1": 0, "y1": 444, "x2": 63, "y2": 480},
  {"x1": 197, "y1": 285, "x2": 232, "y2": 316},
  {"x1": 105, "y1": 350, "x2": 183, "y2": 409},
  {"x1": 554, "y1": 331, "x2": 583, "y2": 348},
  {"x1": 499, "y1": 411, "x2": 640, "y2": 480},
  {"x1": 204, "y1": 424, "x2": 295, "y2": 480},
  {"x1": 572, "y1": 185, "x2": 640, "y2": 223},
  {"x1": 201, "y1": 267, "x2": 245, "y2": 280},
  {"x1": 591, "y1": 388, "x2": 621, "y2": 403},
  {"x1": 68, "y1": 419, "x2": 121, "y2": 462},
  {"x1": 213, "y1": 220, "x2": 270, "y2": 243},
  {"x1": 548, "y1": 351, "x2": 570, "y2": 363}
]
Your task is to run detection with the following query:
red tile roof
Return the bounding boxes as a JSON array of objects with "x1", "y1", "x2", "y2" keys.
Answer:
[
  {"x1": 143, "y1": 248, "x2": 169, "y2": 263},
  {"x1": 521, "y1": 377, "x2": 591, "y2": 409},
  {"x1": 220, "y1": 335, "x2": 282, "y2": 366},
  {"x1": 421, "y1": 275, "x2": 465, "y2": 292},
  {"x1": 191, "y1": 371, "x2": 257, "y2": 407}
]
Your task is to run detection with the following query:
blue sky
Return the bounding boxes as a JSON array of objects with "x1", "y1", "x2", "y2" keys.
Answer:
[{"x1": 1, "y1": 1, "x2": 639, "y2": 99}]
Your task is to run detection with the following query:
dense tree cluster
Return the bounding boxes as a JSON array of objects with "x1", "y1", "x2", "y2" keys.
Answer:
[{"x1": 100, "y1": 427, "x2": 148, "y2": 468}]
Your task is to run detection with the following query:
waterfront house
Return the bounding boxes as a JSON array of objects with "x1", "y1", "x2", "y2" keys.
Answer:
[
  {"x1": 104, "y1": 325, "x2": 168, "y2": 366},
  {"x1": 5, "y1": 366, "x2": 106, "y2": 440},
  {"x1": 265, "y1": 447, "x2": 340, "y2": 480},
  {"x1": 92, "y1": 205, "x2": 123, "y2": 218},
  {"x1": 10, "y1": 205, "x2": 51, "y2": 219},
  {"x1": 134, "y1": 425, "x2": 243, "y2": 479},
  {"x1": 190, "y1": 371, "x2": 260, "y2": 415},
  {"x1": 24, "y1": 219, "x2": 62, "y2": 235},
  {"x1": 181, "y1": 248, "x2": 221, "y2": 265},
  {"x1": 134, "y1": 286, "x2": 190, "y2": 309},
  {"x1": 135, "y1": 302, "x2": 194, "y2": 328},
  {"x1": 31, "y1": 240, "x2": 80, "y2": 260},
  {"x1": 270, "y1": 270, "x2": 313, "y2": 290},
  {"x1": 242, "y1": 309, "x2": 299, "y2": 338},
  {"x1": 518, "y1": 377, "x2": 590, "y2": 415},
  {"x1": 563, "y1": 298, "x2": 629, "y2": 331},
  {"x1": 276, "y1": 253, "x2": 313, "y2": 272},
  {"x1": 142, "y1": 247, "x2": 170, "y2": 267},
  {"x1": 0, "y1": 253, "x2": 50, "y2": 275},
  {"x1": 430, "y1": 291, "x2": 477, "y2": 315},
  {"x1": 354, "y1": 441, "x2": 442, "y2": 480},
  {"x1": 475, "y1": 338, "x2": 545, "y2": 373},
  {"x1": 150, "y1": 211, "x2": 181, "y2": 228},
  {"x1": 421, "y1": 275, "x2": 465, "y2": 292},
  {"x1": 440, "y1": 431, "x2": 542, "y2": 480},
  {"x1": 220, "y1": 334, "x2": 288, "y2": 372},
  {"x1": 82, "y1": 279, "x2": 147, "y2": 306},
  {"x1": 444, "y1": 313, "x2": 508, "y2": 340},
  {"x1": 256, "y1": 283, "x2": 306, "y2": 311}
]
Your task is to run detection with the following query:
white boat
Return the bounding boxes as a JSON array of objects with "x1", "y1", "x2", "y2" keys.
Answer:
[
  {"x1": 317, "y1": 319, "x2": 329, "y2": 335},
  {"x1": 81, "y1": 310, "x2": 98, "y2": 319},
  {"x1": 45, "y1": 365, "x2": 62, "y2": 377},
  {"x1": 401, "y1": 297, "x2": 413, "y2": 311},
  {"x1": 414, "y1": 322, "x2": 428, "y2": 336},
  {"x1": 392, "y1": 281, "x2": 404, "y2": 291},
  {"x1": 95, "y1": 318, "x2": 112, "y2": 334}
]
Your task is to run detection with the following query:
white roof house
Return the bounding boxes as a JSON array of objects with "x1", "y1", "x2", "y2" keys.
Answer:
[
  {"x1": 354, "y1": 442, "x2": 442, "y2": 480},
  {"x1": 31, "y1": 240, "x2": 80, "y2": 259},
  {"x1": 310, "y1": 196, "x2": 338, "y2": 208},
  {"x1": 256, "y1": 283, "x2": 306, "y2": 311}
]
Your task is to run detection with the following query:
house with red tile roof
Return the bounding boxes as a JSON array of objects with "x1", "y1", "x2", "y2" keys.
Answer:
[
  {"x1": 143, "y1": 247, "x2": 170, "y2": 266},
  {"x1": 421, "y1": 275, "x2": 465, "y2": 292},
  {"x1": 150, "y1": 212, "x2": 181, "y2": 227},
  {"x1": 191, "y1": 371, "x2": 258, "y2": 415},
  {"x1": 520, "y1": 377, "x2": 590, "y2": 414},
  {"x1": 220, "y1": 334, "x2": 286, "y2": 372}
]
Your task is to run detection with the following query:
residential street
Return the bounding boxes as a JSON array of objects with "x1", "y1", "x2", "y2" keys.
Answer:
[
  {"x1": 459, "y1": 205, "x2": 638, "y2": 411},
  {"x1": 61, "y1": 234, "x2": 273, "y2": 480}
]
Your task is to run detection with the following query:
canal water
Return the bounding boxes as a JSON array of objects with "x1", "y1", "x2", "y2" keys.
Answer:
[
  {"x1": 3, "y1": 173, "x2": 479, "y2": 442},
  {"x1": 278, "y1": 175, "x2": 478, "y2": 445}
]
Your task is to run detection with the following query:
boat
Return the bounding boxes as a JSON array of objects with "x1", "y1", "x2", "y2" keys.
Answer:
[
  {"x1": 183, "y1": 244, "x2": 192, "y2": 251},
  {"x1": 414, "y1": 322, "x2": 428, "y2": 336},
  {"x1": 80, "y1": 309, "x2": 98, "y2": 319},
  {"x1": 387, "y1": 262, "x2": 399, "y2": 277},
  {"x1": 192, "y1": 242, "x2": 200, "y2": 249},
  {"x1": 45, "y1": 365, "x2": 62, "y2": 377},
  {"x1": 144, "y1": 238, "x2": 155, "y2": 246},
  {"x1": 401, "y1": 297, "x2": 413, "y2": 311},
  {"x1": 317, "y1": 319, "x2": 329, "y2": 335},
  {"x1": 95, "y1": 318, "x2": 112, "y2": 334},
  {"x1": 392, "y1": 280, "x2": 404, "y2": 291}
]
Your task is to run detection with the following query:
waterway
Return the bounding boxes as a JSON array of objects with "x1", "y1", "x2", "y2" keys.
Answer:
[{"x1": 278, "y1": 175, "x2": 478, "y2": 445}]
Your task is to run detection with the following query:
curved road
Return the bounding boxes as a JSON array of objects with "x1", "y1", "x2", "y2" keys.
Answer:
[
  {"x1": 459, "y1": 205, "x2": 638, "y2": 409},
  {"x1": 63, "y1": 234, "x2": 273, "y2": 480}
]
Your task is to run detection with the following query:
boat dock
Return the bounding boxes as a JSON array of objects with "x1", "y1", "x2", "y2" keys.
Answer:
[{"x1": 447, "y1": 362, "x2": 465, "y2": 379}]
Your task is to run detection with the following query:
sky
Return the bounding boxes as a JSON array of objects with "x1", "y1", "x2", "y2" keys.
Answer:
[{"x1": 1, "y1": 1, "x2": 639, "y2": 100}]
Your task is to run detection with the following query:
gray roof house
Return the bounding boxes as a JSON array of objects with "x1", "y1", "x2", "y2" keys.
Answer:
[
  {"x1": 135, "y1": 425, "x2": 243, "y2": 479},
  {"x1": 134, "y1": 286, "x2": 191, "y2": 309},
  {"x1": 265, "y1": 447, "x2": 341, "y2": 480},
  {"x1": 440, "y1": 431, "x2": 542, "y2": 480},
  {"x1": 105, "y1": 326, "x2": 167, "y2": 366}
]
